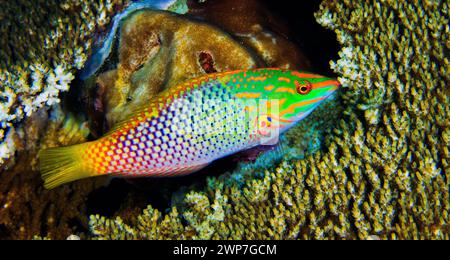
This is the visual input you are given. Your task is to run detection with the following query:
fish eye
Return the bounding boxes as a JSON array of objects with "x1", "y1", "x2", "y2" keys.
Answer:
[{"x1": 295, "y1": 80, "x2": 312, "y2": 95}]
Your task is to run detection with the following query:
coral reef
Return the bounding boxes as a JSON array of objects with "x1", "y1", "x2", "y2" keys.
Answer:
[
  {"x1": 0, "y1": 0, "x2": 310, "y2": 239},
  {"x1": 0, "y1": 0, "x2": 131, "y2": 239},
  {"x1": 311, "y1": 0, "x2": 449, "y2": 239},
  {"x1": 0, "y1": 0, "x2": 129, "y2": 165},
  {"x1": 88, "y1": 0, "x2": 449, "y2": 240},
  {"x1": 1, "y1": 0, "x2": 447, "y2": 240}
]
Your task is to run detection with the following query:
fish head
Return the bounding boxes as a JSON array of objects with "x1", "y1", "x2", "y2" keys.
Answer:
[{"x1": 259, "y1": 70, "x2": 340, "y2": 132}]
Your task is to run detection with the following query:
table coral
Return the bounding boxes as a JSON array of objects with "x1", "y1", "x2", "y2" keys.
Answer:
[{"x1": 88, "y1": 0, "x2": 449, "y2": 240}]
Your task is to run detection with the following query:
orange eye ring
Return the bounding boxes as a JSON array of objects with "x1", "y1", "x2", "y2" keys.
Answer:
[{"x1": 295, "y1": 80, "x2": 312, "y2": 95}]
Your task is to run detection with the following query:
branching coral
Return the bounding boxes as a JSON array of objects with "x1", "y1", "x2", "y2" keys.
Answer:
[
  {"x1": 88, "y1": 0, "x2": 449, "y2": 240},
  {"x1": 0, "y1": 0, "x2": 129, "y2": 165},
  {"x1": 313, "y1": 0, "x2": 449, "y2": 239},
  {"x1": 0, "y1": 0, "x2": 131, "y2": 239}
]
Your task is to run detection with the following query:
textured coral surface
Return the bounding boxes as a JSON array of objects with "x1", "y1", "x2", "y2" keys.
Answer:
[
  {"x1": 0, "y1": 0, "x2": 127, "y2": 239},
  {"x1": 189, "y1": 0, "x2": 311, "y2": 70},
  {"x1": 0, "y1": 0, "x2": 131, "y2": 165}
]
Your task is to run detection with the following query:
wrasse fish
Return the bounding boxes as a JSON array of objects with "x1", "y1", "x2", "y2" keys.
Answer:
[{"x1": 40, "y1": 68, "x2": 340, "y2": 189}]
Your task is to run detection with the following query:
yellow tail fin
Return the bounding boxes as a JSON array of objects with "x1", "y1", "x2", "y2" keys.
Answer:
[{"x1": 39, "y1": 143, "x2": 94, "y2": 189}]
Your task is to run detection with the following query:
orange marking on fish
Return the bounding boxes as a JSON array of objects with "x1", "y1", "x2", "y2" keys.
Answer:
[
  {"x1": 248, "y1": 76, "x2": 267, "y2": 82},
  {"x1": 219, "y1": 70, "x2": 246, "y2": 76},
  {"x1": 278, "y1": 77, "x2": 291, "y2": 83},
  {"x1": 265, "y1": 85, "x2": 275, "y2": 91},
  {"x1": 235, "y1": 92, "x2": 262, "y2": 99},
  {"x1": 291, "y1": 71, "x2": 323, "y2": 79},
  {"x1": 312, "y1": 80, "x2": 341, "y2": 89},
  {"x1": 275, "y1": 87, "x2": 296, "y2": 94},
  {"x1": 263, "y1": 100, "x2": 273, "y2": 107},
  {"x1": 280, "y1": 97, "x2": 326, "y2": 116}
]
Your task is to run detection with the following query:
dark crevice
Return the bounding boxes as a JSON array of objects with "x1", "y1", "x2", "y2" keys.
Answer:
[
  {"x1": 198, "y1": 51, "x2": 218, "y2": 74},
  {"x1": 86, "y1": 179, "x2": 131, "y2": 218},
  {"x1": 263, "y1": 0, "x2": 339, "y2": 75},
  {"x1": 0, "y1": 224, "x2": 9, "y2": 240}
]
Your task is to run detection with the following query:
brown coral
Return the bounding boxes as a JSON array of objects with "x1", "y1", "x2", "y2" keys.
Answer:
[{"x1": 189, "y1": 0, "x2": 311, "y2": 70}]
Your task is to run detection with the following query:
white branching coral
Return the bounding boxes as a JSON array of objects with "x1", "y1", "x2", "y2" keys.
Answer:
[
  {"x1": 0, "y1": 64, "x2": 75, "y2": 164},
  {"x1": 0, "y1": 0, "x2": 128, "y2": 166}
]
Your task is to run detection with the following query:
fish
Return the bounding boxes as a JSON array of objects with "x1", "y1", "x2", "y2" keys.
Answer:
[
  {"x1": 40, "y1": 68, "x2": 340, "y2": 189},
  {"x1": 80, "y1": 0, "x2": 188, "y2": 80}
]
